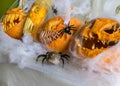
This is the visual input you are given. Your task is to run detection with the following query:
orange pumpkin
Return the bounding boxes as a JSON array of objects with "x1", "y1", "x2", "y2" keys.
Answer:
[
  {"x1": 37, "y1": 16, "x2": 82, "y2": 52},
  {"x1": 23, "y1": 0, "x2": 52, "y2": 41},
  {"x1": 70, "y1": 18, "x2": 120, "y2": 58},
  {"x1": 2, "y1": 8, "x2": 26, "y2": 39}
]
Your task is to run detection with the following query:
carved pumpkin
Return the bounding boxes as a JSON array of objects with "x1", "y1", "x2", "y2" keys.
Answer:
[
  {"x1": 70, "y1": 18, "x2": 120, "y2": 58},
  {"x1": 37, "y1": 16, "x2": 82, "y2": 52},
  {"x1": 2, "y1": 8, "x2": 26, "y2": 39},
  {"x1": 23, "y1": 0, "x2": 52, "y2": 41}
]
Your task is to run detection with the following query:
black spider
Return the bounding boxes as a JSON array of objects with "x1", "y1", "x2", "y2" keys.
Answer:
[
  {"x1": 63, "y1": 22, "x2": 76, "y2": 35},
  {"x1": 52, "y1": 5, "x2": 58, "y2": 15},
  {"x1": 36, "y1": 51, "x2": 70, "y2": 67},
  {"x1": 57, "y1": 21, "x2": 76, "y2": 36}
]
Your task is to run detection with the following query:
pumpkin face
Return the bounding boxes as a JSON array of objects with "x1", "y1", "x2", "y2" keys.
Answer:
[
  {"x1": 37, "y1": 16, "x2": 82, "y2": 52},
  {"x1": 71, "y1": 18, "x2": 120, "y2": 58},
  {"x1": 23, "y1": 1, "x2": 50, "y2": 41},
  {"x1": 2, "y1": 8, "x2": 26, "y2": 39}
]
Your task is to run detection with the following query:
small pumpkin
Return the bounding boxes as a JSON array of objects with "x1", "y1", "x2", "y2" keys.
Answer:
[
  {"x1": 23, "y1": 0, "x2": 52, "y2": 41},
  {"x1": 70, "y1": 18, "x2": 120, "y2": 58},
  {"x1": 37, "y1": 16, "x2": 82, "y2": 52},
  {"x1": 2, "y1": 8, "x2": 26, "y2": 39}
]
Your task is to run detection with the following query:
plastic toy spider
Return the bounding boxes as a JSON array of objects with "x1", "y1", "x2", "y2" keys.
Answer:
[
  {"x1": 36, "y1": 51, "x2": 70, "y2": 66},
  {"x1": 62, "y1": 21, "x2": 76, "y2": 35}
]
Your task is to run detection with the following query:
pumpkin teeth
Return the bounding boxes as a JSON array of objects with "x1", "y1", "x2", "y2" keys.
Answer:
[
  {"x1": 19, "y1": 15, "x2": 22, "y2": 21},
  {"x1": 113, "y1": 25, "x2": 116, "y2": 30},
  {"x1": 101, "y1": 47, "x2": 104, "y2": 49},
  {"x1": 85, "y1": 38, "x2": 87, "y2": 40},
  {"x1": 89, "y1": 33, "x2": 93, "y2": 38},
  {"x1": 6, "y1": 26, "x2": 9, "y2": 30},
  {"x1": 107, "y1": 41, "x2": 109, "y2": 44},
  {"x1": 92, "y1": 44, "x2": 95, "y2": 50},
  {"x1": 9, "y1": 15, "x2": 13, "y2": 23},
  {"x1": 14, "y1": 14, "x2": 17, "y2": 20},
  {"x1": 82, "y1": 47, "x2": 86, "y2": 50},
  {"x1": 15, "y1": 14, "x2": 19, "y2": 20},
  {"x1": 9, "y1": 24, "x2": 12, "y2": 29},
  {"x1": 11, "y1": 21, "x2": 15, "y2": 27},
  {"x1": 11, "y1": 15, "x2": 15, "y2": 26},
  {"x1": 3, "y1": 25, "x2": 6, "y2": 31},
  {"x1": 102, "y1": 40, "x2": 106, "y2": 45},
  {"x1": 97, "y1": 40, "x2": 100, "y2": 42},
  {"x1": 118, "y1": 27, "x2": 120, "y2": 30},
  {"x1": 7, "y1": 15, "x2": 11, "y2": 22}
]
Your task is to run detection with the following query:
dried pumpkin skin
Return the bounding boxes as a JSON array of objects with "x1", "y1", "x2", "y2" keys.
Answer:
[
  {"x1": 2, "y1": 8, "x2": 26, "y2": 39},
  {"x1": 72, "y1": 18, "x2": 120, "y2": 58},
  {"x1": 37, "y1": 16, "x2": 82, "y2": 52}
]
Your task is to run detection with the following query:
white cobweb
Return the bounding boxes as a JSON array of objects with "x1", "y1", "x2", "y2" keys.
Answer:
[{"x1": 52, "y1": 0, "x2": 71, "y2": 24}]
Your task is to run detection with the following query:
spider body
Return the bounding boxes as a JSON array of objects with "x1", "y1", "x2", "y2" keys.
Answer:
[
  {"x1": 36, "y1": 51, "x2": 70, "y2": 66},
  {"x1": 63, "y1": 22, "x2": 76, "y2": 35}
]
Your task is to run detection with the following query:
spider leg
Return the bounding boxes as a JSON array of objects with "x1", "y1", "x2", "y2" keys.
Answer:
[
  {"x1": 42, "y1": 57, "x2": 47, "y2": 65},
  {"x1": 68, "y1": 21, "x2": 70, "y2": 26},
  {"x1": 70, "y1": 25, "x2": 77, "y2": 31},
  {"x1": 61, "y1": 58, "x2": 65, "y2": 67},
  {"x1": 70, "y1": 25, "x2": 75, "y2": 28},
  {"x1": 36, "y1": 55, "x2": 46, "y2": 62},
  {"x1": 59, "y1": 52, "x2": 70, "y2": 58},
  {"x1": 70, "y1": 29, "x2": 77, "y2": 31},
  {"x1": 61, "y1": 54, "x2": 70, "y2": 58},
  {"x1": 61, "y1": 54, "x2": 70, "y2": 63},
  {"x1": 62, "y1": 56, "x2": 69, "y2": 61}
]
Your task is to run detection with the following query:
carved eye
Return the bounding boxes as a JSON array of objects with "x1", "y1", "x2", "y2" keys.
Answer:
[
  {"x1": 104, "y1": 26, "x2": 115, "y2": 34},
  {"x1": 104, "y1": 24, "x2": 119, "y2": 34},
  {"x1": 34, "y1": 7, "x2": 40, "y2": 13}
]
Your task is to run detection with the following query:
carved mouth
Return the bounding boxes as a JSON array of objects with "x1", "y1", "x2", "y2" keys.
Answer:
[
  {"x1": 2, "y1": 14, "x2": 22, "y2": 31},
  {"x1": 40, "y1": 30, "x2": 62, "y2": 43},
  {"x1": 82, "y1": 37, "x2": 118, "y2": 50}
]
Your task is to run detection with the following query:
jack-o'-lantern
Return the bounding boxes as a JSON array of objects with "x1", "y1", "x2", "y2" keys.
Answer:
[
  {"x1": 70, "y1": 18, "x2": 120, "y2": 58},
  {"x1": 2, "y1": 8, "x2": 26, "y2": 39},
  {"x1": 37, "y1": 16, "x2": 82, "y2": 52},
  {"x1": 23, "y1": 0, "x2": 52, "y2": 41}
]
